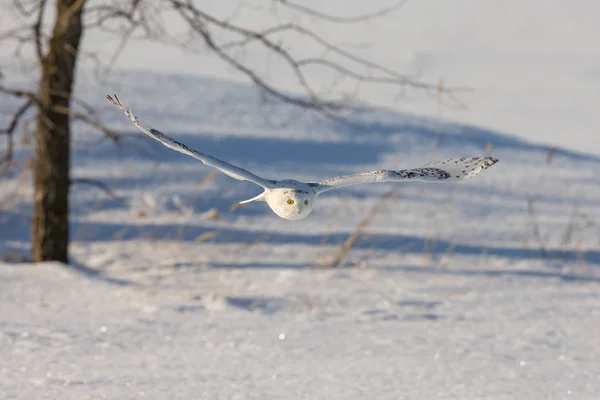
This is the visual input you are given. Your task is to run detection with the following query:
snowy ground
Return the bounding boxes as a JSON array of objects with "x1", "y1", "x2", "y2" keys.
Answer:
[
  {"x1": 1, "y1": 261, "x2": 599, "y2": 399},
  {"x1": 1, "y1": 68, "x2": 600, "y2": 398}
]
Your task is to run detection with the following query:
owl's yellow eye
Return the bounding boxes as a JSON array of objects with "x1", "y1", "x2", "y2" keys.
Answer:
[
  {"x1": 304, "y1": 199, "x2": 308, "y2": 205},
  {"x1": 287, "y1": 199, "x2": 295, "y2": 205}
]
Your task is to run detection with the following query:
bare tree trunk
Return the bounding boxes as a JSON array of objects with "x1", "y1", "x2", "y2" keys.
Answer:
[{"x1": 32, "y1": 0, "x2": 85, "y2": 262}]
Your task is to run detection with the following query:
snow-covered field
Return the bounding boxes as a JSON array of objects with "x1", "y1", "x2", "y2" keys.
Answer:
[
  {"x1": 2, "y1": 260, "x2": 599, "y2": 399},
  {"x1": 2, "y1": 2, "x2": 600, "y2": 396},
  {"x1": 79, "y1": 0, "x2": 600, "y2": 155},
  {"x1": 1, "y1": 68, "x2": 600, "y2": 399}
]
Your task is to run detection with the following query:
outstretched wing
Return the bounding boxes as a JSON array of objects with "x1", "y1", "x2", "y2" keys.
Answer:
[
  {"x1": 107, "y1": 95, "x2": 275, "y2": 189},
  {"x1": 310, "y1": 157, "x2": 498, "y2": 194}
]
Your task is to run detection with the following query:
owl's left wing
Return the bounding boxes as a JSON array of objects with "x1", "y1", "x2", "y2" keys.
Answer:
[
  {"x1": 309, "y1": 157, "x2": 498, "y2": 194},
  {"x1": 107, "y1": 95, "x2": 276, "y2": 189}
]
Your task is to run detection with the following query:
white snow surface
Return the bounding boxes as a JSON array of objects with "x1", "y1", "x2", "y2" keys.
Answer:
[
  {"x1": 1, "y1": 68, "x2": 600, "y2": 398},
  {"x1": 1, "y1": 261, "x2": 599, "y2": 399}
]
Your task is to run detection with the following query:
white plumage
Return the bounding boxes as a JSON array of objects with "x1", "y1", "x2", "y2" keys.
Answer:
[{"x1": 107, "y1": 95, "x2": 498, "y2": 220}]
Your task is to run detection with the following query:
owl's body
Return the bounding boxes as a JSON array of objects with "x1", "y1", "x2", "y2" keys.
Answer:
[{"x1": 107, "y1": 94, "x2": 499, "y2": 221}]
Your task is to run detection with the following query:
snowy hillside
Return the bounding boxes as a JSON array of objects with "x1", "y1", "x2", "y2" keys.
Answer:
[
  {"x1": 2, "y1": 1, "x2": 599, "y2": 154},
  {"x1": 1, "y1": 70, "x2": 600, "y2": 399},
  {"x1": 78, "y1": 0, "x2": 600, "y2": 155}
]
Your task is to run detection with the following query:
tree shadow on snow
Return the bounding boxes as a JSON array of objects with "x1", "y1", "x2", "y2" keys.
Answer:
[{"x1": 67, "y1": 219, "x2": 600, "y2": 281}]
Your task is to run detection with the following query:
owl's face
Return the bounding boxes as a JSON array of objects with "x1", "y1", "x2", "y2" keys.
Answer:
[{"x1": 266, "y1": 188, "x2": 315, "y2": 220}]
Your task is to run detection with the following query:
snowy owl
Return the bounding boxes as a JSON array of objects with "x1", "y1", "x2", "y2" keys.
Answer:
[{"x1": 107, "y1": 95, "x2": 498, "y2": 220}]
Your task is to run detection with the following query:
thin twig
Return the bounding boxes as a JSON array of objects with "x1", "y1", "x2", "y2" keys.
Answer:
[
  {"x1": 51, "y1": 104, "x2": 121, "y2": 144},
  {"x1": 0, "y1": 84, "x2": 38, "y2": 103},
  {"x1": 218, "y1": 23, "x2": 459, "y2": 94},
  {"x1": 0, "y1": 100, "x2": 33, "y2": 173},
  {"x1": 527, "y1": 197, "x2": 549, "y2": 259},
  {"x1": 0, "y1": 100, "x2": 33, "y2": 136},
  {"x1": 70, "y1": 178, "x2": 124, "y2": 201},
  {"x1": 320, "y1": 190, "x2": 396, "y2": 268},
  {"x1": 276, "y1": 0, "x2": 405, "y2": 24},
  {"x1": 171, "y1": 1, "x2": 335, "y2": 112},
  {"x1": 33, "y1": 0, "x2": 47, "y2": 62}
]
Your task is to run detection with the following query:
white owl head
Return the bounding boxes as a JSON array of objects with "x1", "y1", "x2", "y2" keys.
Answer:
[{"x1": 266, "y1": 187, "x2": 315, "y2": 220}]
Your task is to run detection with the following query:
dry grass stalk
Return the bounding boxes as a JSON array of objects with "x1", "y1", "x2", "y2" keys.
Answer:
[{"x1": 318, "y1": 189, "x2": 396, "y2": 269}]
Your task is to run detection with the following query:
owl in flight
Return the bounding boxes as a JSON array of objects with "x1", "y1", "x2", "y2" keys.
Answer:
[{"x1": 107, "y1": 95, "x2": 498, "y2": 220}]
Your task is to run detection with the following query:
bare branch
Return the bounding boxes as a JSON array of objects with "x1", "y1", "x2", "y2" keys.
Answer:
[
  {"x1": 1, "y1": 0, "x2": 450, "y2": 117},
  {"x1": 33, "y1": 0, "x2": 47, "y2": 62},
  {"x1": 0, "y1": 130, "x2": 14, "y2": 175},
  {"x1": 276, "y1": 0, "x2": 405, "y2": 24},
  {"x1": 102, "y1": 22, "x2": 137, "y2": 75},
  {"x1": 70, "y1": 178, "x2": 124, "y2": 201},
  {"x1": 84, "y1": 2, "x2": 165, "y2": 39},
  {"x1": 166, "y1": 1, "x2": 467, "y2": 117},
  {"x1": 11, "y1": 0, "x2": 41, "y2": 17},
  {"x1": 50, "y1": 103, "x2": 122, "y2": 144},
  {"x1": 0, "y1": 100, "x2": 33, "y2": 136},
  {"x1": 0, "y1": 24, "x2": 34, "y2": 42},
  {"x1": 0, "y1": 84, "x2": 39, "y2": 104},
  {"x1": 171, "y1": 0, "x2": 336, "y2": 112},
  {"x1": 319, "y1": 190, "x2": 397, "y2": 268},
  {"x1": 0, "y1": 97, "x2": 33, "y2": 175},
  {"x1": 0, "y1": 84, "x2": 121, "y2": 146},
  {"x1": 0, "y1": 1, "x2": 49, "y2": 69},
  {"x1": 217, "y1": 23, "x2": 449, "y2": 93},
  {"x1": 48, "y1": 95, "x2": 154, "y2": 150},
  {"x1": 296, "y1": 57, "x2": 425, "y2": 88}
]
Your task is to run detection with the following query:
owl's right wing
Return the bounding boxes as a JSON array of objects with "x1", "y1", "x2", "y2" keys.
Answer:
[
  {"x1": 107, "y1": 95, "x2": 276, "y2": 189},
  {"x1": 309, "y1": 157, "x2": 498, "y2": 194}
]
